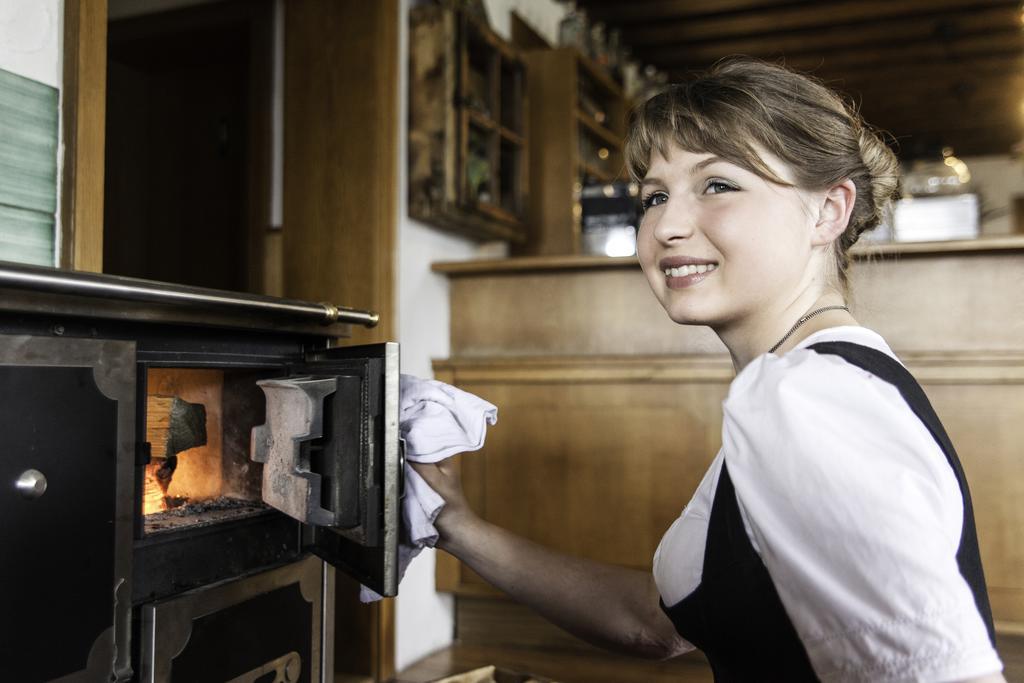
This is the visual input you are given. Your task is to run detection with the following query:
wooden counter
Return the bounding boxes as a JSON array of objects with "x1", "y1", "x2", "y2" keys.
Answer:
[{"x1": 431, "y1": 237, "x2": 1024, "y2": 650}]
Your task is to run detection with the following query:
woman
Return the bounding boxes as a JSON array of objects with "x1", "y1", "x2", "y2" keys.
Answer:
[{"x1": 413, "y1": 59, "x2": 1005, "y2": 682}]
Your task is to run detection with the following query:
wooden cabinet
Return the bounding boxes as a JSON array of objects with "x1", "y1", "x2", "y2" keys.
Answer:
[
  {"x1": 518, "y1": 48, "x2": 628, "y2": 256},
  {"x1": 431, "y1": 247, "x2": 1024, "y2": 642},
  {"x1": 409, "y1": 4, "x2": 528, "y2": 242}
]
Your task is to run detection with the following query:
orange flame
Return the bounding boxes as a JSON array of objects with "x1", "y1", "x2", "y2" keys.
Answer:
[{"x1": 143, "y1": 463, "x2": 168, "y2": 514}]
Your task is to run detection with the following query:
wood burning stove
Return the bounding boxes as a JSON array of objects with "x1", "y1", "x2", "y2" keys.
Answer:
[{"x1": 0, "y1": 262, "x2": 401, "y2": 682}]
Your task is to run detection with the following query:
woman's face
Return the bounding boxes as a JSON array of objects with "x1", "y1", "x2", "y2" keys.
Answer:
[{"x1": 636, "y1": 144, "x2": 821, "y2": 330}]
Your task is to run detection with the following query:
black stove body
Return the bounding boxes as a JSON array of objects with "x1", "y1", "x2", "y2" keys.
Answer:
[{"x1": 0, "y1": 263, "x2": 401, "y2": 683}]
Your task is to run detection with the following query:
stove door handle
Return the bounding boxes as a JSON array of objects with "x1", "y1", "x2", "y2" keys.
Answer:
[
  {"x1": 398, "y1": 438, "x2": 406, "y2": 500},
  {"x1": 15, "y1": 469, "x2": 47, "y2": 499}
]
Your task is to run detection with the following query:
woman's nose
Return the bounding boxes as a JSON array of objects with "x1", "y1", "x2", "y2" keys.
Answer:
[{"x1": 648, "y1": 199, "x2": 695, "y2": 244}]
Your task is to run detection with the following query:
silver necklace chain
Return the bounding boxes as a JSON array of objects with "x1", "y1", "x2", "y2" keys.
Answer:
[{"x1": 768, "y1": 305, "x2": 850, "y2": 354}]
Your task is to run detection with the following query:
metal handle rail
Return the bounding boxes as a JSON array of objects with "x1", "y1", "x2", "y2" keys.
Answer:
[{"x1": 0, "y1": 261, "x2": 379, "y2": 327}]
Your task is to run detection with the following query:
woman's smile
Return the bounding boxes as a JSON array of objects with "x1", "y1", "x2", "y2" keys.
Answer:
[{"x1": 660, "y1": 257, "x2": 719, "y2": 289}]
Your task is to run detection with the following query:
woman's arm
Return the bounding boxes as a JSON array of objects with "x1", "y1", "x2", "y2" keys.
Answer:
[{"x1": 412, "y1": 458, "x2": 690, "y2": 660}]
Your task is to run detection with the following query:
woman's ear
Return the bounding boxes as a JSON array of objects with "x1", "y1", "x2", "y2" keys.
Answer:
[{"x1": 812, "y1": 179, "x2": 856, "y2": 246}]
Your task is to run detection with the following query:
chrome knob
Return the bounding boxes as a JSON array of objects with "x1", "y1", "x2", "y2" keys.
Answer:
[{"x1": 16, "y1": 469, "x2": 47, "y2": 499}]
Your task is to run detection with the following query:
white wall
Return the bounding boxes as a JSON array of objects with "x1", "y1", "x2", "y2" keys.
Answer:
[{"x1": 393, "y1": 0, "x2": 569, "y2": 672}]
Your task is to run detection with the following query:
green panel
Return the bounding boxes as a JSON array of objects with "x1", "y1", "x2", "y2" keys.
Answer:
[
  {"x1": 0, "y1": 204, "x2": 56, "y2": 266},
  {"x1": 0, "y1": 68, "x2": 58, "y2": 266}
]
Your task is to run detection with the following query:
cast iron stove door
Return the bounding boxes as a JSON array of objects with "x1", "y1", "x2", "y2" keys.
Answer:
[
  {"x1": 0, "y1": 335, "x2": 135, "y2": 682},
  {"x1": 251, "y1": 342, "x2": 400, "y2": 597}
]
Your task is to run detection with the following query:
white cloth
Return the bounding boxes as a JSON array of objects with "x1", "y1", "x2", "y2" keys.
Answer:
[
  {"x1": 653, "y1": 326, "x2": 1003, "y2": 681},
  {"x1": 360, "y1": 374, "x2": 497, "y2": 602}
]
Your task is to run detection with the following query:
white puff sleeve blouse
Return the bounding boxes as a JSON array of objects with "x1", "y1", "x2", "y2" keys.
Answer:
[{"x1": 653, "y1": 327, "x2": 1003, "y2": 682}]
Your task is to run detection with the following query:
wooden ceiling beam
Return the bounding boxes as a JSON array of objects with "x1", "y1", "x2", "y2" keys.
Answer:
[
  {"x1": 578, "y1": 0, "x2": 810, "y2": 25},
  {"x1": 666, "y1": 53, "x2": 1024, "y2": 93},
  {"x1": 885, "y1": 124, "x2": 1021, "y2": 156},
  {"x1": 585, "y1": 0, "x2": 1024, "y2": 158},
  {"x1": 772, "y1": 36, "x2": 1024, "y2": 76},
  {"x1": 639, "y1": 5, "x2": 1019, "y2": 66},
  {"x1": 616, "y1": 0, "x2": 1016, "y2": 48},
  {"x1": 828, "y1": 54, "x2": 1024, "y2": 89},
  {"x1": 851, "y1": 75, "x2": 1024, "y2": 101},
  {"x1": 864, "y1": 104, "x2": 1022, "y2": 134}
]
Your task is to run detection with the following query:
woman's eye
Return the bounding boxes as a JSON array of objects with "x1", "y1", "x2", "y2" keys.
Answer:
[
  {"x1": 705, "y1": 180, "x2": 737, "y2": 195},
  {"x1": 641, "y1": 191, "x2": 668, "y2": 211}
]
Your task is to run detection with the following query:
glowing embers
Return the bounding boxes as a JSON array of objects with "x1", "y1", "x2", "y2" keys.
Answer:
[{"x1": 143, "y1": 462, "x2": 169, "y2": 515}]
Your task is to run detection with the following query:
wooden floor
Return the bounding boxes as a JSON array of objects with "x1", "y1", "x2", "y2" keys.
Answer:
[
  {"x1": 390, "y1": 643, "x2": 712, "y2": 683},
  {"x1": 391, "y1": 634, "x2": 1024, "y2": 683}
]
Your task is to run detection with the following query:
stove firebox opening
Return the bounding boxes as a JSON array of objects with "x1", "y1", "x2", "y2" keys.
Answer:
[{"x1": 143, "y1": 368, "x2": 272, "y2": 534}]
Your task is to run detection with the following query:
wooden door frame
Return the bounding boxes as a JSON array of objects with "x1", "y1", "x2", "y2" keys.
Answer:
[{"x1": 61, "y1": 0, "x2": 107, "y2": 272}]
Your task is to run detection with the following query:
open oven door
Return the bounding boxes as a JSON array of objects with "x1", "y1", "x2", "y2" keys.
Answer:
[{"x1": 251, "y1": 342, "x2": 401, "y2": 598}]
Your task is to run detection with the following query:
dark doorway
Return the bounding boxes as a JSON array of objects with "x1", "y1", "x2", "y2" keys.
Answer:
[{"x1": 104, "y1": 1, "x2": 272, "y2": 293}]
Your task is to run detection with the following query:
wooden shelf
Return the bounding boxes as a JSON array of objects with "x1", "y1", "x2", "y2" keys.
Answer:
[
  {"x1": 409, "y1": 4, "x2": 527, "y2": 242},
  {"x1": 467, "y1": 109, "x2": 497, "y2": 131},
  {"x1": 575, "y1": 50, "x2": 622, "y2": 98},
  {"x1": 467, "y1": 112, "x2": 526, "y2": 146},
  {"x1": 469, "y1": 200, "x2": 520, "y2": 226},
  {"x1": 434, "y1": 234, "x2": 1024, "y2": 275},
  {"x1": 498, "y1": 126, "x2": 525, "y2": 146},
  {"x1": 575, "y1": 108, "x2": 623, "y2": 148},
  {"x1": 578, "y1": 161, "x2": 618, "y2": 183}
]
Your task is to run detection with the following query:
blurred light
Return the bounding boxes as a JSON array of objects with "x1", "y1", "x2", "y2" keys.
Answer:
[
  {"x1": 941, "y1": 147, "x2": 971, "y2": 184},
  {"x1": 598, "y1": 147, "x2": 610, "y2": 160},
  {"x1": 604, "y1": 231, "x2": 637, "y2": 257},
  {"x1": 602, "y1": 184, "x2": 616, "y2": 197}
]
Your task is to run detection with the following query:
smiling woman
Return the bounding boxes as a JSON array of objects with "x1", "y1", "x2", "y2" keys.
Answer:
[{"x1": 413, "y1": 58, "x2": 1008, "y2": 683}]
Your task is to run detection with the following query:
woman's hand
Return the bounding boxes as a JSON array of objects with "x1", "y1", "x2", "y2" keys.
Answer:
[{"x1": 410, "y1": 458, "x2": 476, "y2": 548}]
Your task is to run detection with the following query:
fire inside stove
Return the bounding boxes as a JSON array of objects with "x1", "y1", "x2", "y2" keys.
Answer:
[{"x1": 143, "y1": 368, "x2": 270, "y2": 534}]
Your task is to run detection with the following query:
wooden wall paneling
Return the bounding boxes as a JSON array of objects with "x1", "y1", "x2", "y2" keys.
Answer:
[
  {"x1": 922, "y1": 379, "x2": 1024, "y2": 627},
  {"x1": 454, "y1": 595, "x2": 715, "y2": 677},
  {"x1": 456, "y1": 596, "x2": 602, "y2": 651},
  {"x1": 447, "y1": 266, "x2": 727, "y2": 357},
  {"x1": 262, "y1": 229, "x2": 284, "y2": 298},
  {"x1": 440, "y1": 253, "x2": 1024, "y2": 358},
  {"x1": 284, "y1": 1, "x2": 398, "y2": 679},
  {"x1": 431, "y1": 364, "x2": 463, "y2": 593},
  {"x1": 433, "y1": 353, "x2": 1024, "y2": 631},
  {"x1": 283, "y1": 0, "x2": 397, "y2": 347},
  {"x1": 431, "y1": 356, "x2": 733, "y2": 596},
  {"x1": 60, "y1": 0, "x2": 107, "y2": 272}
]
